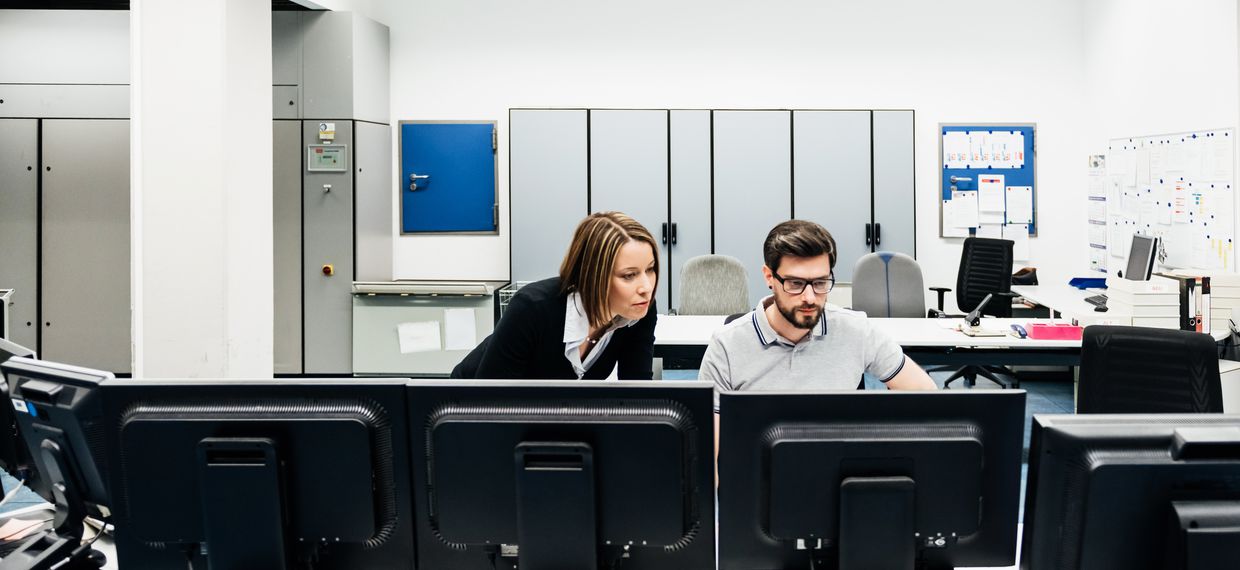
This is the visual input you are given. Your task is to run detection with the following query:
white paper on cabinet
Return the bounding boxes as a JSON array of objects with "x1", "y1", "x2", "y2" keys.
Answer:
[
  {"x1": 397, "y1": 321, "x2": 441, "y2": 354},
  {"x1": 443, "y1": 308, "x2": 478, "y2": 351}
]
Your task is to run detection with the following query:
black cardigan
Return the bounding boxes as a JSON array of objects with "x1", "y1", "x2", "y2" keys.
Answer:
[{"x1": 451, "y1": 277, "x2": 657, "y2": 380}]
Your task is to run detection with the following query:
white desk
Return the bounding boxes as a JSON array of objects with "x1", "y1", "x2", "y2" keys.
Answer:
[
  {"x1": 1013, "y1": 284, "x2": 1231, "y2": 341},
  {"x1": 656, "y1": 315, "x2": 1082, "y2": 368}
]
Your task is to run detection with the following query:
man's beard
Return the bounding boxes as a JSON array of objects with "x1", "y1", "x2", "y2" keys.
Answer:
[{"x1": 776, "y1": 298, "x2": 823, "y2": 329}]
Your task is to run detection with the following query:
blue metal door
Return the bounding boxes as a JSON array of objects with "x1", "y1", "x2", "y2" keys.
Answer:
[{"x1": 400, "y1": 121, "x2": 497, "y2": 233}]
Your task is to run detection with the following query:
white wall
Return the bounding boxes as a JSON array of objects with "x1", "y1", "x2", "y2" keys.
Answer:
[
  {"x1": 1082, "y1": 0, "x2": 1240, "y2": 273},
  {"x1": 362, "y1": 0, "x2": 1090, "y2": 310}
]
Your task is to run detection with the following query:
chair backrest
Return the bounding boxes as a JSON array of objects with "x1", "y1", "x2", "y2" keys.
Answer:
[
  {"x1": 851, "y1": 252, "x2": 926, "y2": 318},
  {"x1": 678, "y1": 255, "x2": 750, "y2": 315},
  {"x1": 1078, "y1": 325, "x2": 1222, "y2": 414},
  {"x1": 956, "y1": 237, "x2": 1014, "y2": 318}
]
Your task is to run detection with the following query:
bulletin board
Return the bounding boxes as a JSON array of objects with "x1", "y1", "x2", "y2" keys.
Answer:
[
  {"x1": 1105, "y1": 128, "x2": 1235, "y2": 271},
  {"x1": 939, "y1": 124, "x2": 1037, "y2": 242}
]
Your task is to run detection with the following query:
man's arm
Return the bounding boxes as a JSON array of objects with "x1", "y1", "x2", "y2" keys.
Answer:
[{"x1": 885, "y1": 355, "x2": 937, "y2": 390}]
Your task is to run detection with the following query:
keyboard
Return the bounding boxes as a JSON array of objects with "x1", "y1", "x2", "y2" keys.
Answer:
[{"x1": 1084, "y1": 294, "x2": 1108, "y2": 308}]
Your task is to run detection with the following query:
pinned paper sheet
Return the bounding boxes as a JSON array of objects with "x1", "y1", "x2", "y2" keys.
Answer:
[
  {"x1": 979, "y1": 210, "x2": 1005, "y2": 225},
  {"x1": 942, "y1": 202, "x2": 969, "y2": 237},
  {"x1": 978, "y1": 174, "x2": 1005, "y2": 211},
  {"x1": 943, "y1": 131, "x2": 970, "y2": 168},
  {"x1": 976, "y1": 224, "x2": 1003, "y2": 239},
  {"x1": 443, "y1": 308, "x2": 477, "y2": 351},
  {"x1": 1003, "y1": 223, "x2": 1031, "y2": 261},
  {"x1": 397, "y1": 321, "x2": 441, "y2": 354},
  {"x1": 947, "y1": 190, "x2": 980, "y2": 228},
  {"x1": 1005, "y1": 186, "x2": 1033, "y2": 224}
]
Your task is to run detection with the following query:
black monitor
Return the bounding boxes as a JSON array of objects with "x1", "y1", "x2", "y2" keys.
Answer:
[
  {"x1": 0, "y1": 356, "x2": 113, "y2": 570},
  {"x1": 1124, "y1": 233, "x2": 1158, "y2": 281},
  {"x1": 99, "y1": 379, "x2": 415, "y2": 569},
  {"x1": 0, "y1": 339, "x2": 47, "y2": 499},
  {"x1": 717, "y1": 390, "x2": 1026, "y2": 570},
  {"x1": 1022, "y1": 414, "x2": 1240, "y2": 570},
  {"x1": 407, "y1": 380, "x2": 716, "y2": 570}
]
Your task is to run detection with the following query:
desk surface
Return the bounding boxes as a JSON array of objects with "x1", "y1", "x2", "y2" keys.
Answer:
[
  {"x1": 656, "y1": 314, "x2": 1080, "y2": 349},
  {"x1": 1014, "y1": 284, "x2": 1231, "y2": 341}
]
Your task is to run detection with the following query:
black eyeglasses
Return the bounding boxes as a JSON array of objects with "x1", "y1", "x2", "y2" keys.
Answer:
[{"x1": 771, "y1": 270, "x2": 834, "y2": 295}]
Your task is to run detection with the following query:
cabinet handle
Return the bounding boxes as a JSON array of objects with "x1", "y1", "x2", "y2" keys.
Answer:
[
  {"x1": 661, "y1": 223, "x2": 668, "y2": 245},
  {"x1": 865, "y1": 223, "x2": 872, "y2": 247},
  {"x1": 670, "y1": 223, "x2": 678, "y2": 246},
  {"x1": 874, "y1": 223, "x2": 881, "y2": 246}
]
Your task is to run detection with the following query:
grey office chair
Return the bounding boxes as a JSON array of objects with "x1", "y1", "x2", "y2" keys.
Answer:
[
  {"x1": 678, "y1": 255, "x2": 750, "y2": 315},
  {"x1": 851, "y1": 252, "x2": 926, "y2": 318}
]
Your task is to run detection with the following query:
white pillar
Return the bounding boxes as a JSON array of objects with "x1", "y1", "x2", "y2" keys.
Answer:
[{"x1": 131, "y1": 1, "x2": 273, "y2": 378}]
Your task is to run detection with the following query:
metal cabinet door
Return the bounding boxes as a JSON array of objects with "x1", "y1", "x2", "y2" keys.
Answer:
[
  {"x1": 0, "y1": 120, "x2": 38, "y2": 351},
  {"x1": 399, "y1": 122, "x2": 497, "y2": 233},
  {"x1": 509, "y1": 110, "x2": 587, "y2": 283},
  {"x1": 669, "y1": 110, "x2": 712, "y2": 312},
  {"x1": 273, "y1": 120, "x2": 302, "y2": 374},
  {"x1": 589, "y1": 110, "x2": 669, "y2": 309},
  {"x1": 793, "y1": 111, "x2": 872, "y2": 283},
  {"x1": 303, "y1": 120, "x2": 353, "y2": 374},
  {"x1": 41, "y1": 119, "x2": 131, "y2": 372},
  {"x1": 713, "y1": 111, "x2": 792, "y2": 307},
  {"x1": 873, "y1": 110, "x2": 916, "y2": 258}
]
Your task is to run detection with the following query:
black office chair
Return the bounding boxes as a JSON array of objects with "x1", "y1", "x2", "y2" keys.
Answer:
[
  {"x1": 1078, "y1": 325, "x2": 1222, "y2": 414},
  {"x1": 929, "y1": 237, "x2": 1017, "y2": 389}
]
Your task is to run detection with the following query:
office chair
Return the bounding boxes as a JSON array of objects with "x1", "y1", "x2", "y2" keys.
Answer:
[
  {"x1": 851, "y1": 252, "x2": 926, "y2": 318},
  {"x1": 929, "y1": 237, "x2": 1017, "y2": 389},
  {"x1": 1077, "y1": 325, "x2": 1222, "y2": 413},
  {"x1": 678, "y1": 254, "x2": 750, "y2": 316}
]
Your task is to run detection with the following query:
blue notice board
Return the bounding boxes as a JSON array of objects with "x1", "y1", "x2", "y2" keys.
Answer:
[
  {"x1": 939, "y1": 124, "x2": 1036, "y2": 237},
  {"x1": 400, "y1": 121, "x2": 498, "y2": 233}
]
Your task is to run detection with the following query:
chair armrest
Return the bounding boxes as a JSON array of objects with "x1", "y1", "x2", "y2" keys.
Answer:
[
  {"x1": 928, "y1": 287, "x2": 952, "y2": 311},
  {"x1": 927, "y1": 309, "x2": 965, "y2": 319}
]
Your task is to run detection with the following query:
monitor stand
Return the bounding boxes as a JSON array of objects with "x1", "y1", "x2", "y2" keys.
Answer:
[
  {"x1": 0, "y1": 440, "x2": 104, "y2": 570},
  {"x1": 1167, "y1": 500, "x2": 1240, "y2": 570},
  {"x1": 197, "y1": 438, "x2": 288, "y2": 570},
  {"x1": 838, "y1": 476, "x2": 921, "y2": 570},
  {"x1": 515, "y1": 442, "x2": 598, "y2": 570}
]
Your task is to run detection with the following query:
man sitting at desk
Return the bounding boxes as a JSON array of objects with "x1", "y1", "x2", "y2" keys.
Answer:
[{"x1": 700, "y1": 219, "x2": 937, "y2": 405}]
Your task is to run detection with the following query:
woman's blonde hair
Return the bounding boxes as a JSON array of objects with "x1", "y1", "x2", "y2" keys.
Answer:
[{"x1": 559, "y1": 211, "x2": 659, "y2": 329}]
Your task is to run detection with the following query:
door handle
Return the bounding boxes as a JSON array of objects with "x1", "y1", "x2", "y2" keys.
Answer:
[
  {"x1": 408, "y1": 172, "x2": 430, "y2": 191},
  {"x1": 874, "y1": 223, "x2": 881, "y2": 246},
  {"x1": 661, "y1": 223, "x2": 669, "y2": 245},
  {"x1": 865, "y1": 223, "x2": 872, "y2": 247},
  {"x1": 670, "y1": 223, "x2": 678, "y2": 246}
]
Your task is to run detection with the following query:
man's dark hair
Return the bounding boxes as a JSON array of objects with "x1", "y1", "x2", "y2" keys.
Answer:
[{"x1": 762, "y1": 220, "x2": 837, "y2": 273}]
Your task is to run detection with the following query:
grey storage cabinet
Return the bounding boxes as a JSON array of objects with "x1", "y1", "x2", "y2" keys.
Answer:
[
  {"x1": 509, "y1": 108, "x2": 915, "y2": 312},
  {"x1": 872, "y1": 110, "x2": 916, "y2": 258},
  {"x1": 272, "y1": 12, "x2": 391, "y2": 375},
  {"x1": 509, "y1": 109, "x2": 588, "y2": 283},
  {"x1": 713, "y1": 111, "x2": 792, "y2": 306},
  {"x1": 41, "y1": 119, "x2": 131, "y2": 373},
  {"x1": 793, "y1": 111, "x2": 872, "y2": 283},
  {"x1": 668, "y1": 110, "x2": 713, "y2": 311},
  {"x1": 273, "y1": 121, "x2": 303, "y2": 374},
  {"x1": 0, "y1": 119, "x2": 39, "y2": 351},
  {"x1": 351, "y1": 282, "x2": 504, "y2": 376},
  {"x1": 302, "y1": 121, "x2": 355, "y2": 374},
  {"x1": 589, "y1": 110, "x2": 669, "y2": 308}
]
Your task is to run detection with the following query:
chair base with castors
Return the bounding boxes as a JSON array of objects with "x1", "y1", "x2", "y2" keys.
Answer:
[{"x1": 942, "y1": 365, "x2": 1019, "y2": 389}]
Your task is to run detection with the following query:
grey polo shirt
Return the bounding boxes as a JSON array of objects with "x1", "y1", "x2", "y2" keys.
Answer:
[{"x1": 700, "y1": 296, "x2": 907, "y2": 411}]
